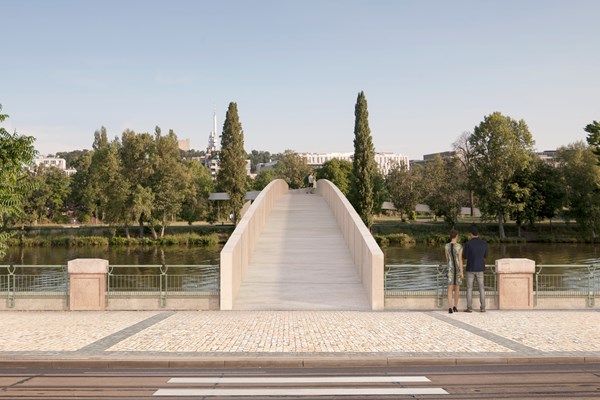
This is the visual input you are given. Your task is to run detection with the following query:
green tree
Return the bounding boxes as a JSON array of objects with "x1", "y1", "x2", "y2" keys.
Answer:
[
  {"x1": 130, "y1": 184, "x2": 154, "y2": 238},
  {"x1": 350, "y1": 91, "x2": 377, "y2": 228},
  {"x1": 0, "y1": 105, "x2": 37, "y2": 258},
  {"x1": 55, "y1": 150, "x2": 87, "y2": 169},
  {"x1": 452, "y1": 132, "x2": 476, "y2": 216},
  {"x1": 180, "y1": 160, "x2": 214, "y2": 225},
  {"x1": 273, "y1": 150, "x2": 311, "y2": 189},
  {"x1": 468, "y1": 112, "x2": 535, "y2": 238},
  {"x1": 386, "y1": 164, "x2": 420, "y2": 222},
  {"x1": 316, "y1": 158, "x2": 353, "y2": 196},
  {"x1": 217, "y1": 103, "x2": 248, "y2": 224},
  {"x1": 248, "y1": 150, "x2": 272, "y2": 173},
  {"x1": 557, "y1": 141, "x2": 600, "y2": 237},
  {"x1": 34, "y1": 166, "x2": 71, "y2": 223},
  {"x1": 148, "y1": 128, "x2": 188, "y2": 238},
  {"x1": 253, "y1": 168, "x2": 277, "y2": 191},
  {"x1": 422, "y1": 155, "x2": 464, "y2": 226},
  {"x1": 585, "y1": 120, "x2": 600, "y2": 162},
  {"x1": 120, "y1": 130, "x2": 155, "y2": 236},
  {"x1": 88, "y1": 134, "x2": 129, "y2": 230},
  {"x1": 509, "y1": 159, "x2": 566, "y2": 233},
  {"x1": 67, "y1": 150, "x2": 93, "y2": 223}
]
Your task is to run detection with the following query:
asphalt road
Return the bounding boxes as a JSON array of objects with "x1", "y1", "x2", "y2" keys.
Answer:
[{"x1": 1, "y1": 363, "x2": 599, "y2": 399}]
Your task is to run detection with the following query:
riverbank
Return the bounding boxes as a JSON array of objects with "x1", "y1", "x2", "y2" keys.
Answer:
[
  {"x1": 372, "y1": 218, "x2": 593, "y2": 246},
  {"x1": 6, "y1": 224, "x2": 234, "y2": 248},
  {"x1": 3, "y1": 218, "x2": 595, "y2": 248}
]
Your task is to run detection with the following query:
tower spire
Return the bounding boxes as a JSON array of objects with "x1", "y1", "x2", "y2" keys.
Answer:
[{"x1": 207, "y1": 107, "x2": 218, "y2": 155}]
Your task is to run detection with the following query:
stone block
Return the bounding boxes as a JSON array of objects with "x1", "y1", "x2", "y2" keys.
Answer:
[
  {"x1": 68, "y1": 258, "x2": 109, "y2": 311},
  {"x1": 495, "y1": 258, "x2": 535, "y2": 309}
]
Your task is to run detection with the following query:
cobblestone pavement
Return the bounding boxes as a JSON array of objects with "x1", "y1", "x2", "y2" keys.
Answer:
[{"x1": 0, "y1": 310, "x2": 598, "y2": 362}]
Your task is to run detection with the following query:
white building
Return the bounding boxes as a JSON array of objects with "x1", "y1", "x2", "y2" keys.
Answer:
[
  {"x1": 299, "y1": 152, "x2": 408, "y2": 175},
  {"x1": 32, "y1": 157, "x2": 77, "y2": 176}
]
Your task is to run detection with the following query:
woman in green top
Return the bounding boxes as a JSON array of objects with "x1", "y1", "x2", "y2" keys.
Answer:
[{"x1": 444, "y1": 229, "x2": 463, "y2": 313}]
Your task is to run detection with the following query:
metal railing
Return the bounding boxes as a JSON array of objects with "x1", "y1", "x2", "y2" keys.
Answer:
[
  {"x1": 107, "y1": 264, "x2": 219, "y2": 308},
  {"x1": 535, "y1": 264, "x2": 599, "y2": 307},
  {"x1": 0, "y1": 265, "x2": 69, "y2": 308},
  {"x1": 385, "y1": 264, "x2": 497, "y2": 308},
  {"x1": 2, "y1": 263, "x2": 598, "y2": 308},
  {"x1": 385, "y1": 263, "x2": 600, "y2": 308}
]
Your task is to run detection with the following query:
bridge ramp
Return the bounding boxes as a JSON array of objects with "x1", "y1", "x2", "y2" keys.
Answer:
[{"x1": 233, "y1": 191, "x2": 370, "y2": 310}]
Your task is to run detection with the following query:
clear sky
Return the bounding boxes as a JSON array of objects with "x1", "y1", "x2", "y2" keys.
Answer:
[{"x1": 2, "y1": 0, "x2": 599, "y2": 160}]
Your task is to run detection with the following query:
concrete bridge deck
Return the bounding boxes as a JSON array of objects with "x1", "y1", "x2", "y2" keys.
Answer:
[{"x1": 233, "y1": 191, "x2": 370, "y2": 310}]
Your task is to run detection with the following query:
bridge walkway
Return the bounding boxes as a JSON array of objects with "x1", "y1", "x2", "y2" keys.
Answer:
[{"x1": 233, "y1": 190, "x2": 370, "y2": 310}]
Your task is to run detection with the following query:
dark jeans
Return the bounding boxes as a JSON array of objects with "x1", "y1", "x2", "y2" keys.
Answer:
[{"x1": 466, "y1": 271, "x2": 485, "y2": 310}]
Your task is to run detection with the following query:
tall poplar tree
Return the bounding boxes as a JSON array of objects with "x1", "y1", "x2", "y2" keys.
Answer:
[
  {"x1": 350, "y1": 91, "x2": 376, "y2": 228},
  {"x1": 218, "y1": 102, "x2": 247, "y2": 224}
]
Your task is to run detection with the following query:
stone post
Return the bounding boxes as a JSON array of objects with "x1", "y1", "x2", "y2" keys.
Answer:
[
  {"x1": 68, "y1": 258, "x2": 109, "y2": 311},
  {"x1": 495, "y1": 258, "x2": 535, "y2": 309}
]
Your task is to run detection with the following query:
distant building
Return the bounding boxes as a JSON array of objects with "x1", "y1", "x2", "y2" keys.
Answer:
[
  {"x1": 177, "y1": 139, "x2": 191, "y2": 151},
  {"x1": 536, "y1": 150, "x2": 559, "y2": 167},
  {"x1": 32, "y1": 156, "x2": 77, "y2": 176},
  {"x1": 299, "y1": 152, "x2": 409, "y2": 175},
  {"x1": 256, "y1": 161, "x2": 278, "y2": 174},
  {"x1": 411, "y1": 151, "x2": 457, "y2": 168}
]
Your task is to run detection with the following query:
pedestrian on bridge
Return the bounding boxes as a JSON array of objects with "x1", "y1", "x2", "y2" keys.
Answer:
[
  {"x1": 463, "y1": 226, "x2": 488, "y2": 313},
  {"x1": 444, "y1": 229, "x2": 463, "y2": 314}
]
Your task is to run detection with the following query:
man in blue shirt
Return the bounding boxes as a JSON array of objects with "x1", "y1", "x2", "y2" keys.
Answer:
[{"x1": 462, "y1": 226, "x2": 488, "y2": 312}]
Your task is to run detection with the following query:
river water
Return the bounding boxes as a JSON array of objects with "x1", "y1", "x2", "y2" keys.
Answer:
[{"x1": 2, "y1": 243, "x2": 599, "y2": 266}]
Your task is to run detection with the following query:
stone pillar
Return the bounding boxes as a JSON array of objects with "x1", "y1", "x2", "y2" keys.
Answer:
[
  {"x1": 495, "y1": 258, "x2": 535, "y2": 309},
  {"x1": 68, "y1": 259, "x2": 109, "y2": 311}
]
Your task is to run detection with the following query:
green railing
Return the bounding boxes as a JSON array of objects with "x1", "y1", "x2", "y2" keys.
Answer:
[
  {"x1": 0, "y1": 265, "x2": 69, "y2": 308},
  {"x1": 385, "y1": 263, "x2": 600, "y2": 308},
  {"x1": 535, "y1": 264, "x2": 599, "y2": 307},
  {"x1": 107, "y1": 264, "x2": 219, "y2": 308},
  {"x1": 385, "y1": 264, "x2": 497, "y2": 307},
  {"x1": 2, "y1": 263, "x2": 598, "y2": 308}
]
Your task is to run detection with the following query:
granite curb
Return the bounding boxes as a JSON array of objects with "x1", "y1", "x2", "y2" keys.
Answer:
[{"x1": 1, "y1": 355, "x2": 599, "y2": 369}]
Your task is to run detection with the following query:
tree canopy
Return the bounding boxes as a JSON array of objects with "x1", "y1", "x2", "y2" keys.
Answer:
[
  {"x1": 467, "y1": 112, "x2": 535, "y2": 238},
  {"x1": 0, "y1": 105, "x2": 37, "y2": 257}
]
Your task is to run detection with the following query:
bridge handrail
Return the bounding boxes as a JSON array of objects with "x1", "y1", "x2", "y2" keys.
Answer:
[
  {"x1": 219, "y1": 179, "x2": 289, "y2": 310},
  {"x1": 317, "y1": 179, "x2": 384, "y2": 310}
]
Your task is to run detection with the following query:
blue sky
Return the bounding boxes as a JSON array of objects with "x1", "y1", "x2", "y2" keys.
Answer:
[{"x1": 2, "y1": 0, "x2": 599, "y2": 160}]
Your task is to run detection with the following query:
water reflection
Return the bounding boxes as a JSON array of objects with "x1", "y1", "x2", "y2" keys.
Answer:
[{"x1": 383, "y1": 243, "x2": 600, "y2": 265}]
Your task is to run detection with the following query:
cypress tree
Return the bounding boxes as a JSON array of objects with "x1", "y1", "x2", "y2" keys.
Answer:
[
  {"x1": 218, "y1": 102, "x2": 247, "y2": 224},
  {"x1": 351, "y1": 91, "x2": 376, "y2": 228}
]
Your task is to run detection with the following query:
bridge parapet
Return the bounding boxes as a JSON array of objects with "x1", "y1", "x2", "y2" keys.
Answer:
[
  {"x1": 220, "y1": 179, "x2": 289, "y2": 310},
  {"x1": 317, "y1": 179, "x2": 384, "y2": 310}
]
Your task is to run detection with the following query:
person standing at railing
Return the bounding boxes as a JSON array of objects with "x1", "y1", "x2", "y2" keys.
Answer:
[
  {"x1": 444, "y1": 229, "x2": 463, "y2": 314},
  {"x1": 462, "y1": 226, "x2": 488, "y2": 313}
]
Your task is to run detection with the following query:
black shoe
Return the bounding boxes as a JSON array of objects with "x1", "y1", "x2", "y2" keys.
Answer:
[
  {"x1": 464, "y1": 308, "x2": 472, "y2": 313},
  {"x1": 453, "y1": 306, "x2": 458, "y2": 313},
  {"x1": 480, "y1": 308, "x2": 486, "y2": 313},
  {"x1": 448, "y1": 308, "x2": 453, "y2": 314}
]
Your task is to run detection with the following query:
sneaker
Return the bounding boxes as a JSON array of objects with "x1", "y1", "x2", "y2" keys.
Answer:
[
  {"x1": 464, "y1": 308, "x2": 472, "y2": 313},
  {"x1": 480, "y1": 309, "x2": 486, "y2": 313},
  {"x1": 448, "y1": 308, "x2": 453, "y2": 314}
]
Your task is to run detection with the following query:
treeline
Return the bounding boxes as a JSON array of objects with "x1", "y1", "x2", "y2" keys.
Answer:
[
  {"x1": 2, "y1": 100, "x2": 600, "y2": 254},
  {"x1": 16, "y1": 126, "x2": 215, "y2": 239},
  {"x1": 383, "y1": 113, "x2": 600, "y2": 240},
  {"x1": 10, "y1": 118, "x2": 600, "y2": 242}
]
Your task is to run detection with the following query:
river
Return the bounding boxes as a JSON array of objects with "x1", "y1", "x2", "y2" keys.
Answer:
[{"x1": 2, "y1": 243, "x2": 599, "y2": 266}]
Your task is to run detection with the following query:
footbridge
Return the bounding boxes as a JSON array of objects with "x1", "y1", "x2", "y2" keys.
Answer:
[{"x1": 220, "y1": 179, "x2": 384, "y2": 311}]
